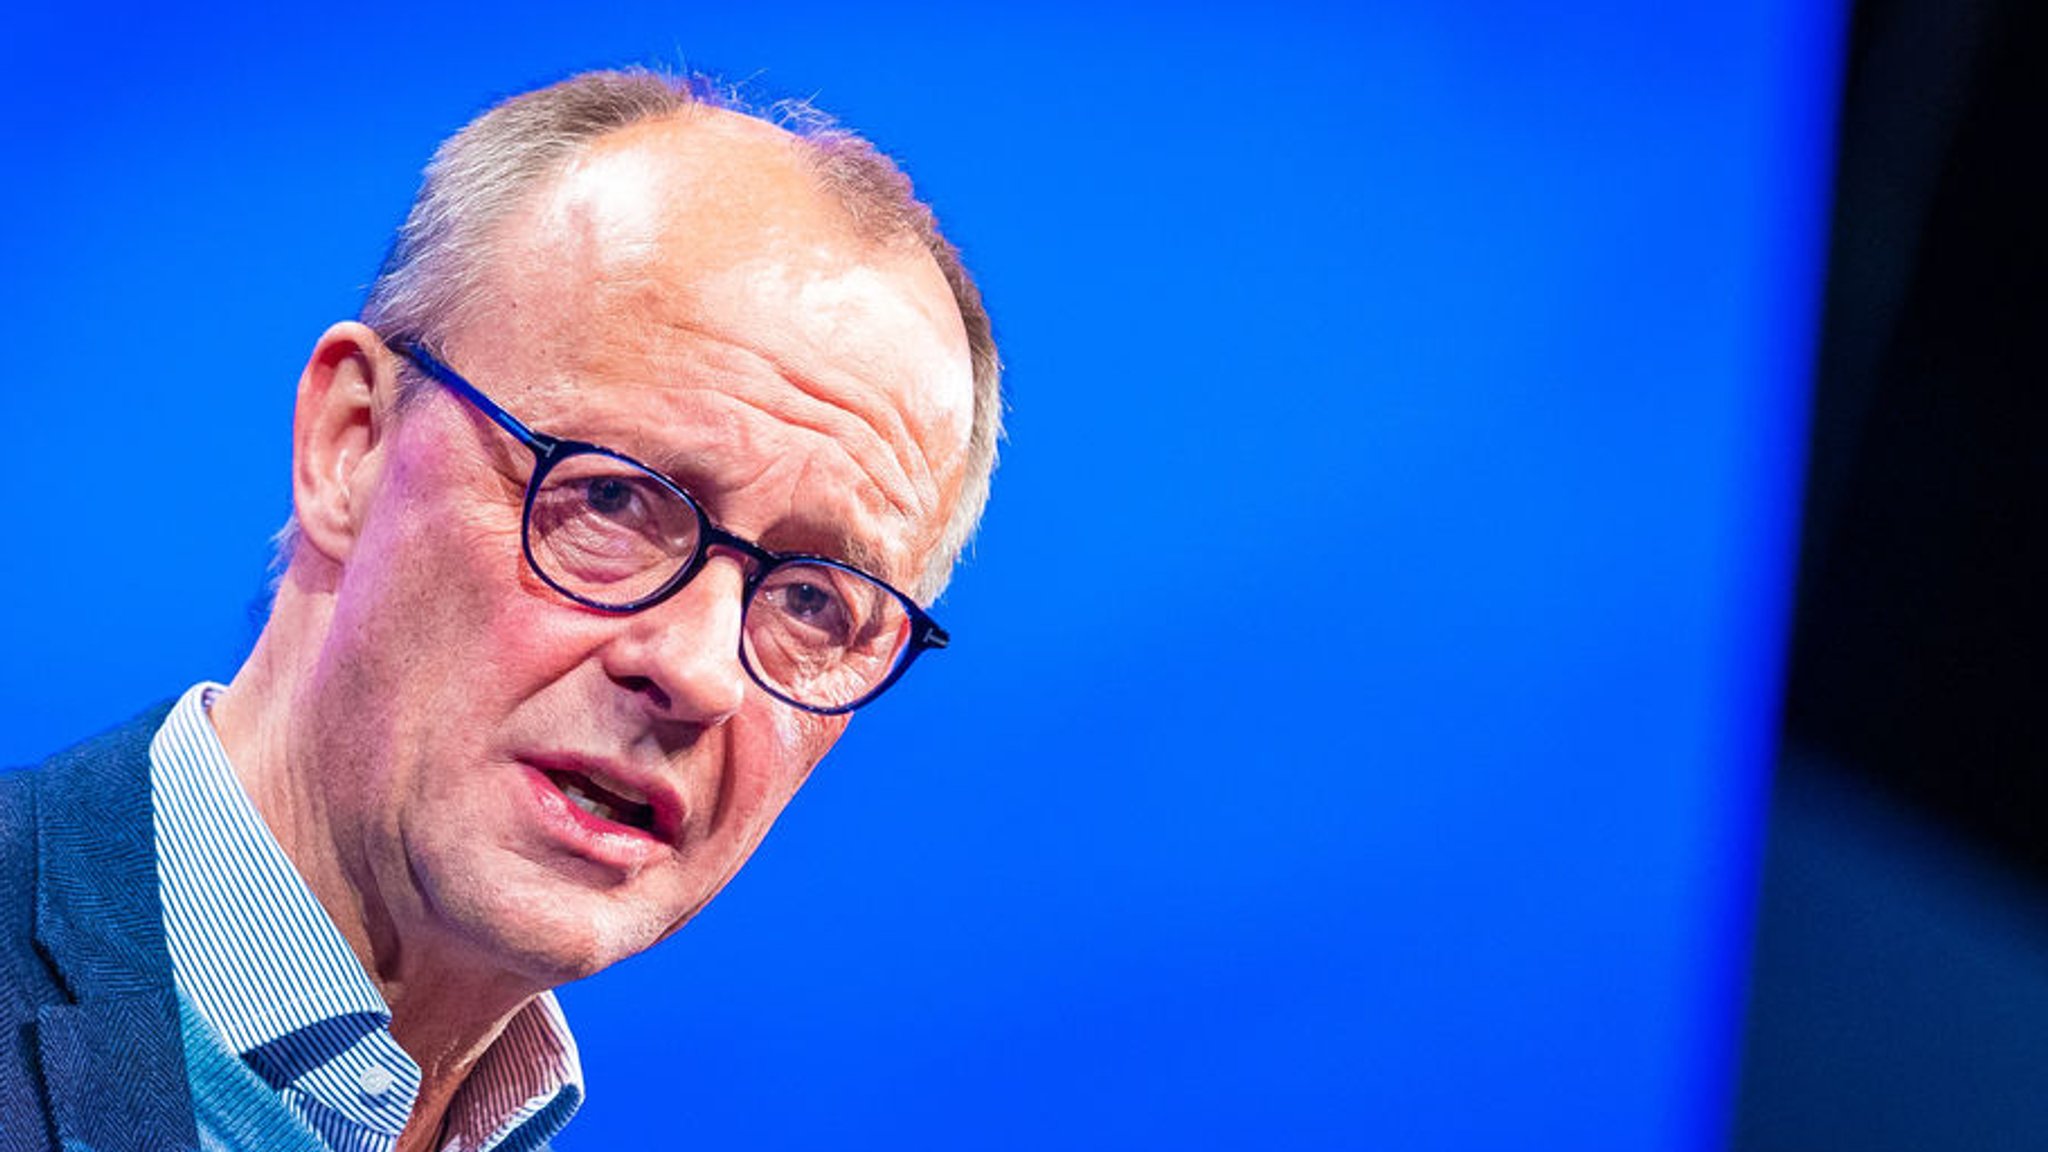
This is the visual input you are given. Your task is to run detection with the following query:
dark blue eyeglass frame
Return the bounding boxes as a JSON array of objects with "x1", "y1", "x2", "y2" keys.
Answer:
[{"x1": 388, "y1": 335, "x2": 950, "y2": 716}]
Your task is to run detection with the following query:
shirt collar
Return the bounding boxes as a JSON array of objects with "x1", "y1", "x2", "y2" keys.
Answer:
[{"x1": 150, "y1": 681, "x2": 583, "y2": 1148}]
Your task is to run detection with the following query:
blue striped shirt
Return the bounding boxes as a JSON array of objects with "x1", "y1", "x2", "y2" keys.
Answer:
[{"x1": 150, "y1": 683, "x2": 583, "y2": 1152}]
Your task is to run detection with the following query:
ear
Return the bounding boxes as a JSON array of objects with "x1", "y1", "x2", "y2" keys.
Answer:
[{"x1": 291, "y1": 321, "x2": 401, "y2": 564}]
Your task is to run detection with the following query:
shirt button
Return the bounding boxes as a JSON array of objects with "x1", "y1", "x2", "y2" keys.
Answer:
[{"x1": 359, "y1": 1065, "x2": 396, "y2": 1096}]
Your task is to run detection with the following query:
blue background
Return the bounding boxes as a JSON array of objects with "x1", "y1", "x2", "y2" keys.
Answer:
[{"x1": 0, "y1": 3, "x2": 1841, "y2": 1148}]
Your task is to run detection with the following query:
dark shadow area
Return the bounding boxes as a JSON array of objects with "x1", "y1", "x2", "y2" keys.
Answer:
[{"x1": 1739, "y1": 0, "x2": 2048, "y2": 1143}]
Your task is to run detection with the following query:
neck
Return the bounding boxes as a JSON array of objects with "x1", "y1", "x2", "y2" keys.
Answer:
[{"x1": 210, "y1": 573, "x2": 542, "y2": 1117}]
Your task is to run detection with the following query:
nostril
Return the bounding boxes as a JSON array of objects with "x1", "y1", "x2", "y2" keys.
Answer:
[{"x1": 615, "y1": 673, "x2": 672, "y2": 714}]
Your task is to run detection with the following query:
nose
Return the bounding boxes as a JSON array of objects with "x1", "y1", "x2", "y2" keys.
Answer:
[{"x1": 600, "y1": 556, "x2": 750, "y2": 726}]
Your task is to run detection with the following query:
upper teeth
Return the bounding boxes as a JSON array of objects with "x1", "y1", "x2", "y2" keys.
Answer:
[
  {"x1": 585, "y1": 771, "x2": 648, "y2": 805},
  {"x1": 559, "y1": 781, "x2": 622, "y2": 822}
]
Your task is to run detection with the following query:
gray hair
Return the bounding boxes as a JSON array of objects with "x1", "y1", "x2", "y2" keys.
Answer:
[{"x1": 282, "y1": 67, "x2": 1001, "y2": 603}]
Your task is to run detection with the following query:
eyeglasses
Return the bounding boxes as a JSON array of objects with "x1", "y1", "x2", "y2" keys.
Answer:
[{"x1": 389, "y1": 336, "x2": 949, "y2": 716}]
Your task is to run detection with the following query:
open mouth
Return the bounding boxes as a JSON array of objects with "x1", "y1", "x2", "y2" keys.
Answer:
[{"x1": 543, "y1": 768, "x2": 659, "y2": 835}]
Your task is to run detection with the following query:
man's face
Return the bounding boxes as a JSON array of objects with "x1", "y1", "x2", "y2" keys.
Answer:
[{"x1": 304, "y1": 112, "x2": 974, "y2": 986}]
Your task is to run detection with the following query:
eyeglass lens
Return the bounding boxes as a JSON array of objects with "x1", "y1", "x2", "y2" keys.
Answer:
[{"x1": 527, "y1": 450, "x2": 915, "y2": 712}]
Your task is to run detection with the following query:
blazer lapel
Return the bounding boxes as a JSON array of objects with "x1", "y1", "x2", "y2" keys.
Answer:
[{"x1": 30, "y1": 704, "x2": 196, "y2": 1152}]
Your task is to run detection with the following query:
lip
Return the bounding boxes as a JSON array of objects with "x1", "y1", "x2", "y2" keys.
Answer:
[{"x1": 517, "y1": 756, "x2": 686, "y2": 870}]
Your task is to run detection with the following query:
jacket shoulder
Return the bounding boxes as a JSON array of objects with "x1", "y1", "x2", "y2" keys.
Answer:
[
  {"x1": 0, "y1": 703, "x2": 183, "y2": 1151},
  {"x1": 0, "y1": 709, "x2": 178, "y2": 1022}
]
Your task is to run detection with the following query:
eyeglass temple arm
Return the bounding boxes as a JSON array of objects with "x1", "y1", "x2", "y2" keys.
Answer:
[
  {"x1": 390, "y1": 338, "x2": 556, "y2": 456},
  {"x1": 397, "y1": 334, "x2": 952, "y2": 663}
]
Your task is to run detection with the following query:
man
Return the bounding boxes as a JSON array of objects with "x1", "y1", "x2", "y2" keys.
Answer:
[{"x1": 0, "y1": 67, "x2": 1000, "y2": 1152}]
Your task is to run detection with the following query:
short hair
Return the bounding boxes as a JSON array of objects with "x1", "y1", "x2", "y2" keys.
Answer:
[{"x1": 282, "y1": 67, "x2": 1001, "y2": 602}]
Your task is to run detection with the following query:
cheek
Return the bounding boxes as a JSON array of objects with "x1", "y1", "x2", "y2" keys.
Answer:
[
  {"x1": 769, "y1": 695, "x2": 838, "y2": 755},
  {"x1": 718, "y1": 703, "x2": 844, "y2": 831},
  {"x1": 338, "y1": 533, "x2": 508, "y2": 718},
  {"x1": 769, "y1": 704, "x2": 844, "y2": 790},
  {"x1": 330, "y1": 476, "x2": 572, "y2": 771}
]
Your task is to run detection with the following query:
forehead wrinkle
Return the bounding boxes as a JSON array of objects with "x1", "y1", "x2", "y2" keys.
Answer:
[
  {"x1": 646, "y1": 277, "x2": 942, "y2": 515},
  {"x1": 645, "y1": 389, "x2": 926, "y2": 581},
  {"x1": 545, "y1": 296, "x2": 935, "y2": 524},
  {"x1": 554, "y1": 336, "x2": 932, "y2": 532},
  {"x1": 722, "y1": 355, "x2": 928, "y2": 514},
  {"x1": 708, "y1": 385, "x2": 925, "y2": 524},
  {"x1": 616, "y1": 313, "x2": 938, "y2": 524}
]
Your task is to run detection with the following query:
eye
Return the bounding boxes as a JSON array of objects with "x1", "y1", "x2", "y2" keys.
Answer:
[
  {"x1": 777, "y1": 580, "x2": 837, "y2": 621},
  {"x1": 581, "y1": 475, "x2": 643, "y2": 521},
  {"x1": 759, "y1": 575, "x2": 849, "y2": 634},
  {"x1": 753, "y1": 563, "x2": 870, "y2": 648},
  {"x1": 526, "y1": 454, "x2": 700, "y2": 597},
  {"x1": 741, "y1": 561, "x2": 918, "y2": 709}
]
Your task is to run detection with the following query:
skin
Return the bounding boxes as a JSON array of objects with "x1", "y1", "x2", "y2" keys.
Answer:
[{"x1": 209, "y1": 108, "x2": 974, "y2": 1149}]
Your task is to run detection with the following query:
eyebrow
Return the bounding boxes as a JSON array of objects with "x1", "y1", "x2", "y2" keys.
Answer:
[
  {"x1": 777, "y1": 528, "x2": 897, "y2": 586},
  {"x1": 756, "y1": 511, "x2": 899, "y2": 585},
  {"x1": 833, "y1": 535, "x2": 898, "y2": 585}
]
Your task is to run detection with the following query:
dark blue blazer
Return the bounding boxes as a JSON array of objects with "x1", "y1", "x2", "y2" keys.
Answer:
[{"x1": 0, "y1": 706, "x2": 198, "y2": 1152}]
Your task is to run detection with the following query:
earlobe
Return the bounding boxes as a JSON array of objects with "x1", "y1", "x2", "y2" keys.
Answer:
[{"x1": 291, "y1": 321, "x2": 397, "y2": 564}]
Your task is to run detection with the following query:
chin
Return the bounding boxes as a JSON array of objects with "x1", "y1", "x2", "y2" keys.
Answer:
[
  {"x1": 422, "y1": 864, "x2": 686, "y2": 989},
  {"x1": 480, "y1": 909, "x2": 662, "y2": 988}
]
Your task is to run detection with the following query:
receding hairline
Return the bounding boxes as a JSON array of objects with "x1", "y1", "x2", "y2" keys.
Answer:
[
  {"x1": 332, "y1": 67, "x2": 1002, "y2": 604},
  {"x1": 440, "y1": 107, "x2": 975, "y2": 592},
  {"x1": 519, "y1": 104, "x2": 952, "y2": 270}
]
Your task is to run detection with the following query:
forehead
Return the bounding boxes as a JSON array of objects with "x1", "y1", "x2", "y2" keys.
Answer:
[{"x1": 451, "y1": 111, "x2": 974, "y2": 586}]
